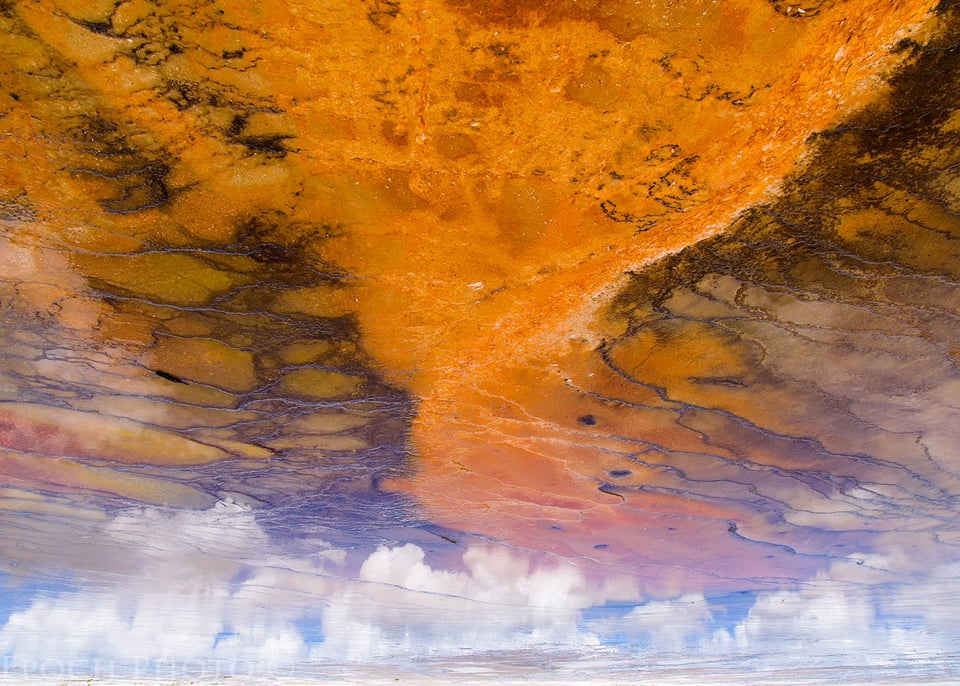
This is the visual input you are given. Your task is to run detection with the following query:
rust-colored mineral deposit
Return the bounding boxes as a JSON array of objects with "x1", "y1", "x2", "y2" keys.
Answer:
[{"x1": 0, "y1": 0, "x2": 954, "y2": 591}]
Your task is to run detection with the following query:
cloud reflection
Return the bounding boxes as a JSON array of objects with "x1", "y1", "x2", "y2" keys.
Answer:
[{"x1": 0, "y1": 501, "x2": 957, "y2": 680}]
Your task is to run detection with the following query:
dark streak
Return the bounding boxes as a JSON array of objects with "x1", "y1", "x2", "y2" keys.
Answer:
[
  {"x1": 598, "y1": 484, "x2": 626, "y2": 501},
  {"x1": 426, "y1": 529, "x2": 458, "y2": 544},
  {"x1": 237, "y1": 134, "x2": 294, "y2": 155},
  {"x1": 690, "y1": 377, "x2": 748, "y2": 389},
  {"x1": 599, "y1": 200, "x2": 657, "y2": 231},
  {"x1": 152, "y1": 369, "x2": 188, "y2": 384},
  {"x1": 76, "y1": 19, "x2": 116, "y2": 36}
]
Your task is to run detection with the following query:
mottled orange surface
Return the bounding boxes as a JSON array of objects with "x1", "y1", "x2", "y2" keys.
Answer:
[
  {"x1": 0, "y1": 0, "x2": 948, "y2": 589},
  {"x1": 345, "y1": 0, "x2": 937, "y2": 581}
]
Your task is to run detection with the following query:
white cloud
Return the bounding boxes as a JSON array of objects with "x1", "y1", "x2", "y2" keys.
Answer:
[
  {"x1": 0, "y1": 503, "x2": 627, "y2": 671},
  {"x1": 586, "y1": 594, "x2": 714, "y2": 653},
  {"x1": 310, "y1": 542, "x2": 613, "y2": 662},
  {"x1": 0, "y1": 501, "x2": 324, "y2": 672},
  {"x1": 1, "y1": 502, "x2": 959, "y2": 679},
  {"x1": 693, "y1": 566, "x2": 960, "y2": 672},
  {"x1": 357, "y1": 543, "x2": 601, "y2": 609}
]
